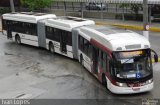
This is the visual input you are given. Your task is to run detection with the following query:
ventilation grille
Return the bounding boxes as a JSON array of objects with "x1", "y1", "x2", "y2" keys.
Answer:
[
  {"x1": 144, "y1": 45, "x2": 149, "y2": 48},
  {"x1": 116, "y1": 47, "x2": 122, "y2": 51},
  {"x1": 125, "y1": 44, "x2": 141, "y2": 49}
]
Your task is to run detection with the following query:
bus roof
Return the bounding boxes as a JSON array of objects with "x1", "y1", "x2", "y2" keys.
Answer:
[
  {"x1": 2, "y1": 12, "x2": 56, "y2": 23},
  {"x1": 45, "y1": 16, "x2": 95, "y2": 31},
  {"x1": 79, "y1": 25, "x2": 150, "y2": 51}
]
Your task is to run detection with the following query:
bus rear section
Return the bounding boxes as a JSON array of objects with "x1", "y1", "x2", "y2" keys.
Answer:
[
  {"x1": 1, "y1": 16, "x2": 9, "y2": 38},
  {"x1": 2, "y1": 12, "x2": 56, "y2": 46}
]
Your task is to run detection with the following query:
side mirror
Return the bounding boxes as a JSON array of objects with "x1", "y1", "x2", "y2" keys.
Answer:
[
  {"x1": 151, "y1": 49, "x2": 159, "y2": 63},
  {"x1": 154, "y1": 54, "x2": 158, "y2": 63}
]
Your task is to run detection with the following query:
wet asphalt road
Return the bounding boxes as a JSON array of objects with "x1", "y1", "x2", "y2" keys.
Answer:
[{"x1": 0, "y1": 31, "x2": 160, "y2": 104}]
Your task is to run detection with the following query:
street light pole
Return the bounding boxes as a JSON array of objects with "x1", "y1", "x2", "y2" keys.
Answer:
[
  {"x1": 10, "y1": 0, "x2": 15, "y2": 12},
  {"x1": 143, "y1": 0, "x2": 149, "y2": 40}
]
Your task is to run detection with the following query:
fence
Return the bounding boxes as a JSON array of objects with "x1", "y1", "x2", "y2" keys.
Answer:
[{"x1": 48, "y1": 1, "x2": 144, "y2": 21}]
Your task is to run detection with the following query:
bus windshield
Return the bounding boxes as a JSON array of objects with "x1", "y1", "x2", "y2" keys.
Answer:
[{"x1": 112, "y1": 49, "x2": 152, "y2": 79}]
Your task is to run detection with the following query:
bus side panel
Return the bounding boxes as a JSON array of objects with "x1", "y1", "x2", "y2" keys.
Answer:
[
  {"x1": 37, "y1": 20, "x2": 46, "y2": 48},
  {"x1": 12, "y1": 32, "x2": 39, "y2": 46},
  {"x1": 79, "y1": 50, "x2": 92, "y2": 72},
  {"x1": 72, "y1": 28, "x2": 79, "y2": 60}
]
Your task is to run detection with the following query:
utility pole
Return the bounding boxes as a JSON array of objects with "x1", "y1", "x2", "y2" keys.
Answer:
[
  {"x1": 10, "y1": 0, "x2": 15, "y2": 12},
  {"x1": 143, "y1": 0, "x2": 149, "y2": 40}
]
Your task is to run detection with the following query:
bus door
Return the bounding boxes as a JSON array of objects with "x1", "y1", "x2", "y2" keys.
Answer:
[
  {"x1": 6, "y1": 21, "x2": 12, "y2": 39},
  {"x1": 60, "y1": 31, "x2": 67, "y2": 53},
  {"x1": 92, "y1": 47, "x2": 99, "y2": 74}
]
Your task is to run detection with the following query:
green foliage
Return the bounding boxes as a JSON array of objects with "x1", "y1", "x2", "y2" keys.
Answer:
[
  {"x1": 119, "y1": 3, "x2": 142, "y2": 14},
  {"x1": 119, "y1": 4, "x2": 143, "y2": 14},
  {"x1": 119, "y1": 4, "x2": 130, "y2": 9},
  {"x1": 0, "y1": 8, "x2": 11, "y2": 15},
  {"x1": 119, "y1": 3, "x2": 142, "y2": 20},
  {"x1": 131, "y1": 4, "x2": 142, "y2": 14},
  {"x1": 119, "y1": 4, "x2": 143, "y2": 20},
  {"x1": 21, "y1": 0, "x2": 53, "y2": 11}
]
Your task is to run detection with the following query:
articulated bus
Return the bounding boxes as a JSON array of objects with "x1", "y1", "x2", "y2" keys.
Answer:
[{"x1": 1, "y1": 12, "x2": 158, "y2": 94}]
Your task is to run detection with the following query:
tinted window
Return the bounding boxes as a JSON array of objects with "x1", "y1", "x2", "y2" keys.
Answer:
[
  {"x1": 78, "y1": 35, "x2": 92, "y2": 58},
  {"x1": 67, "y1": 31, "x2": 72, "y2": 46},
  {"x1": 8, "y1": 20, "x2": 37, "y2": 36},
  {"x1": 2, "y1": 19, "x2": 7, "y2": 30},
  {"x1": 46, "y1": 27, "x2": 72, "y2": 46}
]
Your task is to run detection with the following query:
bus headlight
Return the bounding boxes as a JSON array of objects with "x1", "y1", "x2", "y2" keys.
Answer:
[
  {"x1": 116, "y1": 82, "x2": 127, "y2": 87},
  {"x1": 145, "y1": 79, "x2": 153, "y2": 85},
  {"x1": 148, "y1": 80, "x2": 152, "y2": 83}
]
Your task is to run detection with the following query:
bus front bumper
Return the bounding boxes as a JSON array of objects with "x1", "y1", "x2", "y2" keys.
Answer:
[{"x1": 109, "y1": 82, "x2": 153, "y2": 94}]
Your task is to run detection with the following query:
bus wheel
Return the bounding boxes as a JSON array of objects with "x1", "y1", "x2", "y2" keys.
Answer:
[
  {"x1": 102, "y1": 74, "x2": 107, "y2": 89},
  {"x1": 80, "y1": 54, "x2": 83, "y2": 65},
  {"x1": 49, "y1": 43, "x2": 54, "y2": 53},
  {"x1": 15, "y1": 35, "x2": 21, "y2": 44}
]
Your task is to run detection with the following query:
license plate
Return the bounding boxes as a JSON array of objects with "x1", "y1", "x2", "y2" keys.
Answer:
[{"x1": 128, "y1": 83, "x2": 144, "y2": 87}]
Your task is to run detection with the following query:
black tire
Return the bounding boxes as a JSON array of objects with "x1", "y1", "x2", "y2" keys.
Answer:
[
  {"x1": 102, "y1": 74, "x2": 107, "y2": 89},
  {"x1": 49, "y1": 43, "x2": 55, "y2": 53},
  {"x1": 15, "y1": 35, "x2": 21, "y2": 44}
]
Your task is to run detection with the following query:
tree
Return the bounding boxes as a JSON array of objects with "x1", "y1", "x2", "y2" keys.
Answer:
[
  {"x1": 130, "y1": 4, "x2": 142, "y2": 20},
  {"x1": 21, "y1": 0, "x2": 53, "y2": 11},
  {"x1": 119, "y1": 3, "x2": 142, "y2": 20},
  {"x1": 10, "y1": 0, "x2": 15, "y2": 12}
]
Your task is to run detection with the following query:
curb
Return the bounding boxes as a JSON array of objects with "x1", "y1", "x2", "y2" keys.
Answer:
[{"x1": 96, "y1": 22, "x2": 160, "y2": 32}]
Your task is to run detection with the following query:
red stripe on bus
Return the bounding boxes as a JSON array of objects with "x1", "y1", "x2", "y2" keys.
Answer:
[
  {"x1": 90, "y1": 38, "x2": 112, "y2": 57},
  {"x1": 99, "y1": 65, "x2": 117, "y2": 86},
  {"x1": 105, "y1": 72, "x2": 117, "y2": 86}
]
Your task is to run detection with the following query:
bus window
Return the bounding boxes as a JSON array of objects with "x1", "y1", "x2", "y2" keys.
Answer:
[
  {"x1": 54, "y1": 28, "x2": 60, "y2": 42},
  {"x1": 100, "y1": 51, "x2": 107, "y2": 72},
  {"x1": 84, "y1": 39, "x2": 88, "y2": 54},
  {"x1": 100, "y1": 51, "x2": 103, "y2": 67},
  {"x1": 88, "y1": 44, "x2": 92, "y2": 58},
  {"x1": 79, "y1": 35, "x2": 84, "y2": 51},
  {"x1": 66, "y1": 31, "x2": 72, "y2": 46},
  {"x1": 103, "y1": 52, "x2": 106, "y2": 71},
  {"x1": 92, "y1": 46, "x2": 99, "y2": 74},
  {"x1": 78, "y1": 35, "x2": 92, "y2": 58},
  {"x1": 2, "y1": 19, "x2": 7, "y2": 30}
]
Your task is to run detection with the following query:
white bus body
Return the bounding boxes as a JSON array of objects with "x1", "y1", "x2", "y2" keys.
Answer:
[
  {"x1": 44, "y1": 16, "x2": 95, "y2": 58},
  {"x1": 1, "y1": 12, "x2": 158, "y2": 94},
  {"x1": 78, "y1": 25, "x2": 154, "y2": 94},
  {"x1": 2, "y1": 12, "x2": 56, "y2": 47}
]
